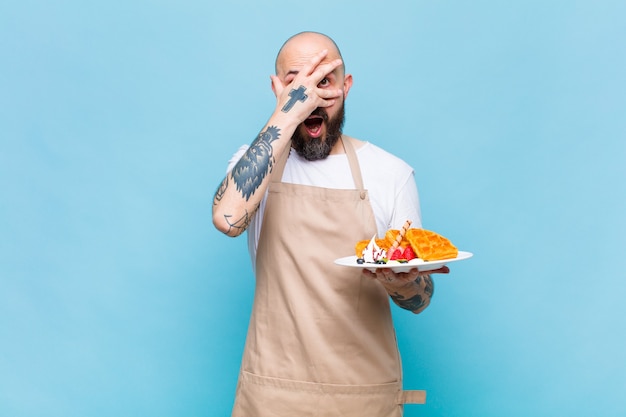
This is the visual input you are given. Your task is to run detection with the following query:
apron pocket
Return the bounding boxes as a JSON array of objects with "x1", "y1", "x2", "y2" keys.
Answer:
[{"x1": 232, "y1": 370, "x2": 404, "y2": 417}]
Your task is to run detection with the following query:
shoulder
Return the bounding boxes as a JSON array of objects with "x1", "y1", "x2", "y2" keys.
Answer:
[{"x1": 349, "y1": 137, "x2": 413, "y2": 174}]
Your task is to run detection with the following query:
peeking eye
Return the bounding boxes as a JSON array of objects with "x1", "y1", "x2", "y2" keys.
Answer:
[{"x1": 318, "y1": 77, "x2": 330, "y2": 87}]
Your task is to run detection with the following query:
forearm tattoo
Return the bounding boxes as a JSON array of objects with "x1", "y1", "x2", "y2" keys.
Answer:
[
  {"x1": 390, "y1": 275, "x2": 435, "y2": 312},
  {"x1": 282, "y1": 85, "x2": 308, "y2": 112},
  {"x1": 223, "y1": 203, "x2": 259, "y2": 236},
  {"x1": 231, "y1": 126, "x2": 281, "y2": 201}
]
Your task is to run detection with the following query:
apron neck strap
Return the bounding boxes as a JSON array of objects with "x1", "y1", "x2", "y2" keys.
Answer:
[{"x1": 341, "y1": 136, "x2": 365, "y2": 191}]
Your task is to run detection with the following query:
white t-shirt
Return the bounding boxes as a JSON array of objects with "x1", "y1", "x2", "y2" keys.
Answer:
[{"x1": 226, "y1": 141, "x2": 423, "y2": 270}]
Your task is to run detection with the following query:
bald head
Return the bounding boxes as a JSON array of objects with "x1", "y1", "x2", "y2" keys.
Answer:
[{"x1": 275, "y1": 32, "x2": 345, "y2": 76}]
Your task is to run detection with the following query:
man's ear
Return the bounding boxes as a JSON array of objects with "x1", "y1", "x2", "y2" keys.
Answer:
[
  {"x1": 343, "y1": 74, "x2": 354, "y2": 100},
  {"x1": 270, "y1": 75, "x2": 282, "y2": 97}
]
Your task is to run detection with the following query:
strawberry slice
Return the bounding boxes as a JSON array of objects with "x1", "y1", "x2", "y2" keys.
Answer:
[
  {"x1": 389, "y1": 247, "x2": 402, "y2": 260},
  {"x1": 403, "y1": 246, "x2": 417, "y2": 261}
]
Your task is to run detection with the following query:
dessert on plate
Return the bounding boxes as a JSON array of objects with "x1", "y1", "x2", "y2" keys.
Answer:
[{"x1": 354, "y1": 220, "x2": 458, "y2": 265}]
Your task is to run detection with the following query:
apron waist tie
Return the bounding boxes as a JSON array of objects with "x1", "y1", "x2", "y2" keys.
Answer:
[{"x1": 396, "y1": 390, "x2": 427, "y2": 405}]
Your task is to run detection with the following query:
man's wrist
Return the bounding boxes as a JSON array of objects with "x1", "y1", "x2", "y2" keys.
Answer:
[
  {"x1": 380, "y1": 278, "x2": 415, "y2": 294},
  {"x1": 269, "y1": 109, "x2": 302, "y2": 133}
]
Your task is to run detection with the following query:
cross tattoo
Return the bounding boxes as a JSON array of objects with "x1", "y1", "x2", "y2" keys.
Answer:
[{"x1": 281, "y1": 85, "x2": 308, "y2": 112}]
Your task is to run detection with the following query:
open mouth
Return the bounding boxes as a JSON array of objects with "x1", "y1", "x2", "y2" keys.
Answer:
[{"x1": 303, "y1": 115, "x2": 324, "y2": 138}]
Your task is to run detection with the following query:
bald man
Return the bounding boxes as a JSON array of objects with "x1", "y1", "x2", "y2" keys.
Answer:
[{"x1": 213, "y1": 32, "x2": 444, "y2": 417}]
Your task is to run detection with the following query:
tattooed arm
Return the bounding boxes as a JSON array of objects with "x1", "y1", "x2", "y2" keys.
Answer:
[
  {"x1": 384, "y1": 275, "x2": 435, "y2": 314},
  {"x1": 212, "y1": 49, "x2": 344, "y2": 237},
  {"x1": 212, "y1": 124, "x2": 290, "y2": 237},
  {"x1": 363, "y1": 267, "x2": 447, "y2": 314}
]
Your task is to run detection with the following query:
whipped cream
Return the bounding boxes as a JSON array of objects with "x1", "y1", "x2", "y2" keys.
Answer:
[{"x1": 361, "y1": 235, "x2": 387, "y2": 263}]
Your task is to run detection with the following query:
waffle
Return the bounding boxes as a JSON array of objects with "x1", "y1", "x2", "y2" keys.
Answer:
[
  {"x1": 405, "y1": 228, "x2": 458, "y2": 261},
  {"x1": 385, "y1": 220, "x2": 413, "y2": 248}
]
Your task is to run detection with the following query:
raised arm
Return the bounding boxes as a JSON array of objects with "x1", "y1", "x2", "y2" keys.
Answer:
[{"x1": 212, "y1": 50, "x2": 344, "y2": 237}]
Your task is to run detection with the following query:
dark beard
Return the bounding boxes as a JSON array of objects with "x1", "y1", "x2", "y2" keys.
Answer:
[{"x1": 291, "y1": 103, "x2": 345, "y2": 161}]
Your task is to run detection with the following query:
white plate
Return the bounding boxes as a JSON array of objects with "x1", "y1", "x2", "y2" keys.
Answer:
[{"x1": 334, "y1": 251, "x2": 473, "y2": 273}]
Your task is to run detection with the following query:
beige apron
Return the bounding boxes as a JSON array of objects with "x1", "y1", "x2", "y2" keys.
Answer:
[{"x1": 232, "y1": 137, "x2": 425, "y2": 417}]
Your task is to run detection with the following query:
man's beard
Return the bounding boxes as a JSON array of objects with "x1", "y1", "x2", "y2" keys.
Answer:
[{"x1": 291, "y1": 103, "x2": 345, "y2": 161}]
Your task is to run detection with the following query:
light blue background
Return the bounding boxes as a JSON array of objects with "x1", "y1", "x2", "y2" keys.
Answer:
[{"x1": 2, "y1": 1, "x2": 625, "y2": 416}]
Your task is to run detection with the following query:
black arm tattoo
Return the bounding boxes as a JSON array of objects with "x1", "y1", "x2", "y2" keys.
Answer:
[
  {"x1": 231, "y1": 126, "x2": 281, "y2": 201},
  {"x1": 224, "y1": 203, "x2": 259, "y2": 236},
  {"x1": 390, "y1": 275, "x2": 435, "y2": 312},
  {"x1": 281, "y1": 86, "x2": 308, "y2": 112},
  {"x1": 213, "y1": 176, "x2": 228, "y2": 206}
]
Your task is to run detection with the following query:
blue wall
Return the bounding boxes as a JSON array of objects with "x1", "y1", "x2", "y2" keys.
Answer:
[{"x1": 2, "y1": 1, "x2": 625, "y2": 416}]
